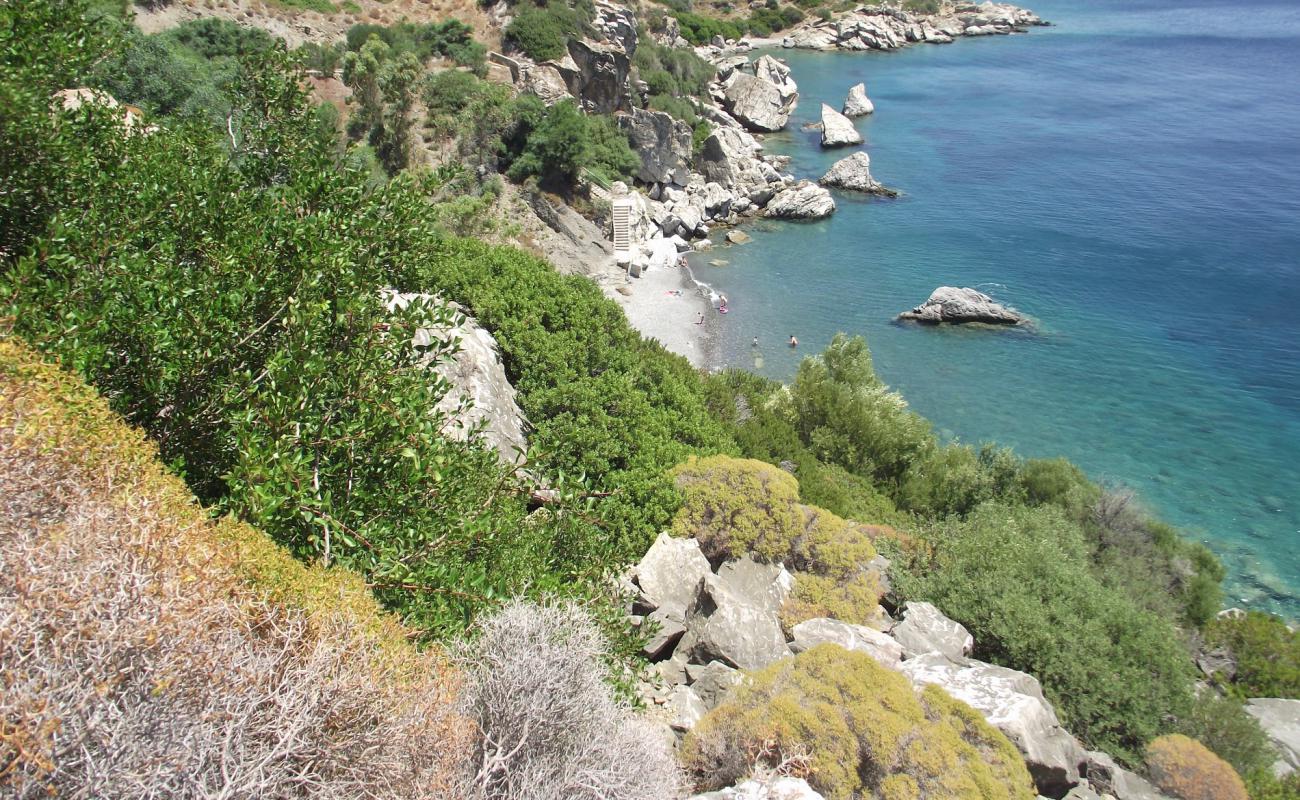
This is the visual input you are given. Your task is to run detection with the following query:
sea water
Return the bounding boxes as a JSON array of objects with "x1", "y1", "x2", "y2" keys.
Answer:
[{"x1": 692, "y1": 0, "x2": 1300, "y2": 617}]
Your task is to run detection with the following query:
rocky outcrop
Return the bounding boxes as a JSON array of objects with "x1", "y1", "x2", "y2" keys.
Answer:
[
  {"x1": 632, "y1": 531, "x2": 712, "y2": 619},
  {"x1": 892, "y1": 601, "x2": 975, "y2": 661},
  {"x1": 690, "y1": 777, "x2": 825, "y2": 800},
  {"x1": 778, "y1": 2, "x2": 1046, "y2": 53},
  {"x1": 544, "y1": 39, "x2": 629, "y2": 114},
  {"x1": 517, "y1": 62, "x2": 573, "y2": 105},
  {"x1": 790, "y1": 617, "x2": 905, "y2": 669},
  {"x1": 752, "y1": 54, "x2": 798, "y2": 104},
  {"x1": 382, "y1": 292, "x2": 528, "y2": 466},
  {"x1": 764, "y1": 181, "x2": 836, "y2": 220},
  {"x1": 720, "y1": 68, "x2": 798, "y2": 133},
  {"x1": 619, "y1": 107, "x2": 694, "y2": 186},
  {"x1": 819, "y1": 103, "x2": 862, "y2": 147},
  {"x1": 1083, "y1": 750, "x2": 1176, "y2": 800},
  {"x1": 1246, "y1": 698, "x2": 1300, "y2": 776},
  {"x1": 897, "y1": 286, "x2": 1026, "y2": 325},
  {"x1": 842, "y1": 82, "x2": 874, "y2": 116},
  {"x1": 681, "y1": 571, "x2": 793, "y2": 670},
  {"x1": 902, "y1": 653, "x2": 1088, "y2": 797},
  {"x1": 819, "y1": 151, "x2": 896, "y2": 195}
]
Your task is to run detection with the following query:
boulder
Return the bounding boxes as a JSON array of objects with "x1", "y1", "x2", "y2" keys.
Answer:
[
  {"x1": 633, "y1": 531, "x2": 711, "y2": 618},
  {"x1": 764, "y1": 181, "x2": 835, "y2": 220},
  {"x1": 722, "y1": 72, "x2": 797, "y2": 133},
  {"x1": 752, "y1": 54, "x2": 798, "y2": 103},
  {"x1": 790, "y1": 617, "x2": 905, "y2": 670},
  {"x1": 618, "y1": 107, "x2": 694, "y2": 186},
  {"x1": 1084, "y1": 750, "x2": 1177, "y2": 800},
  {"x1": 682, "y1": 572, "x2": 792, "y2": 670},
  {"x1": 686, "y1": 660, "x2": 746, "y2": 709},
  {"x1": 901, "y1": 653, "x2": 1088, "y2": 797},
  {"x1": 561, "y1": 38, "x2": 632, "y2": 114},
  {"x1": 897, "y1": 286, "x2": 1026, "y2": 325},
  {"x1": 726, "y1": 229, "x2": 752, "y2": 244},
  {"x1": 517, "y1": 63, "x2": 573, "y2": 105},
  {"x1": 382, "y1": 292, "x2": 528, "y2": 466},
  {"x1": 641, "y1": 606, "x2": 687, "y2": 659},
  {"x1": 891, "y1": 601, "x2": 974, "y2": 660},
  {"x1": 666, "y1": 684, "x2": 709, "y2": 732},
  {"x1": 689, "y1": 777, "x2": 825, "y2": 800},
  {"x1": 1246, "y1": 698, "x2": 1300, "y2": 776},
  {"x1": 819, "y1": 151, "x2": 896, "y2": 196},
  {"x1": 842, "y1": 82, "x2": 874, "y2": 116},
  {"x1": 717, "y1": 556, "x2": 794, "y2": 617},
  {"x1": 819, "y1": 103, "x2": 862, "y2": 147}
]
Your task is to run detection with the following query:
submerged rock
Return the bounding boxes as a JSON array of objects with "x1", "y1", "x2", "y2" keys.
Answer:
[
  {"x1": 819, "y1": 151, "x2": 896, "y2": 195},
  {"x1": 897, "y1": 286, "x2": 1026, "y2": 325},
  {"x1": 842, "y1": 82, "x2": 874, "y2": 116},
  {"x1": 764, "y1": 181, "x2": 835, "y2": 220},
  {"x1": 819, "y1": 103, "x2": 862, "y2": 147}
]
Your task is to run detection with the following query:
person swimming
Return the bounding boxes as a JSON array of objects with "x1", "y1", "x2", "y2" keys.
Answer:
[
  {"x1": 752, "y1": 337, "x2": 759, "y2": 347},
  {"x1": 789, "y1": 334, "x2": 798, "y2": 347}
]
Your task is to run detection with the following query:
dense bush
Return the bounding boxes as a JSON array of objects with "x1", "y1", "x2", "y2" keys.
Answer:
[
  {"x1": 0, "y1": 340, "x2": 468, "y2": 799},
  {"x1": 632, "y1": 38, "x2": 715, "y2": 98},
  {"x1": 1203, "y1": 610, "x2": 1300, "y2": 698},
  {"x1": 505, "y1": 1, "x2": 586, "y2": 61},
  {"x1": 682, "y1": 644, "x2": 1037, "y2": 800},
  {"x1": 506, "y1": 98, "x2": 640, "y2": 185},
  {"x1": 746, "y1": 4, "x2": 803, "y2": 35},
  {"x1": 1145, "y1": 734, "x2": 1249, "y2": 800},
  {"x1": 343, "y1": 36, "x2": 423, "y2": 173},
  {"x1": 1171, "y1": 691, "x2": 1277, "y2": 779},
  {"x1": 457, "y1": 600, "x2": 686, "y2": 799},
  {"x1": 895, "y1": 502, "x2": 1196, "y2": 763},
  {"x1": 672, "y1": 10, "x2": 745, "y2": 44},
  {"x1": 346, "y1": 19, "x2": 486, "y2": 70}
]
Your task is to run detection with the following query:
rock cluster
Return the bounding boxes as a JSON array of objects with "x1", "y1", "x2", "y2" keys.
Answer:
[
  {"x1": 781, "y1": 2, "x2": 1046, "y2": 52},
  {"x1": 716, "y1": 54, "x2": 800, "y2": 133},
  {"x1": 764, "y1": 181, "x2": 836, "y2": 220},
  {"x1": 898, "y1": 286, "x2": 1026, "y2": 325}
]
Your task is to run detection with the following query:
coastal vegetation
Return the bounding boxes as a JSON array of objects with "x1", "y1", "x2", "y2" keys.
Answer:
[{"x1": 3, "y1": 0, "x2": 1297, "y2": 797}]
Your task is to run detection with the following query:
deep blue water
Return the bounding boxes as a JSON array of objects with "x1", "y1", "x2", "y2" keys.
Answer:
[{"x1": 692, "y1": 0, "x2": 1300, "y2": 617}]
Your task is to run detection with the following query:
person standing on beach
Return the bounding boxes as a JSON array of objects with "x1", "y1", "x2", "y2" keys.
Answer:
[{"x1": 696, "y1": 312, "x2": 705, "y2": 325}]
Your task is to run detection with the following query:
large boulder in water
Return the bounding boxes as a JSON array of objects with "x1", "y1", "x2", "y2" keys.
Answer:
[
  {"x1": 752, "y1": 54, "x2": 799, "y2": 103},
  {"x1": 897, "y1": 286, "x2": 1026, "y2": 325},
  {"x1": 764, "y1": 181, "x2": 835, "y2": 220},
  {"x1": 901, "y1": 653, "x2": 1088, "y2": 797},
  {"x1": 819, "y1": 151, "x2": 896, "y2": 195},
  {"x1": 819, "y1": 103, "x2": 863, "y2": 147},
  {"x1": 842, "y1": 82, "x2": 874, "y2": 116}
]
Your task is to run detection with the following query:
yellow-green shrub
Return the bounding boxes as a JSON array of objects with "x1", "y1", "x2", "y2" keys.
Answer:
[
  {"x1": 1145, "y1": 734, "x2": 1249, "y2": 800},
  {"x1": 681, "y1": 644, "x2": 1036, "y2": 800}
]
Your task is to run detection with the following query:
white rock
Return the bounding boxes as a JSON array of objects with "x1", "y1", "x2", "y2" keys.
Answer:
[
  {"x1": 764, "y1": 181, "x2": 835, "y2": 220},
  {"x1": 891, "y1": 601, "x2": 974, "y2": 660},
  {"x1": 819, "y1": 103, "x2": 862, "y2": 147},
  {"x1": 1246, "y1": 698, "x2": 1300, "y2": 776},
  {"x1": 633, "y1": 532, "x2": 711, "y2": 618},
  {"x1": 790, "y1": 617, "x2": 905, "y2": 669},
  {"x1": 842, "y1": 82, "x2": 874, "y2": 116},
  {"x1": 690, "y1": 776, "x2": 825, "y2": 800}
]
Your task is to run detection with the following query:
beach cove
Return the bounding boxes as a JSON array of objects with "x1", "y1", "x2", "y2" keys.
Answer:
[{"x1": 686, "y1": 0, "x2": 1300, "y2": 617}]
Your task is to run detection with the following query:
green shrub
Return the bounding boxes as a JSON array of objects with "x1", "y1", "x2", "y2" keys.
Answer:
[
  {"x1": 671, "y1": 10, "x2": 744, "y2": 44},
  {"x1": 506, "y1": 98, "x2": 639, "y2": 185},
  {"x1": 682, "y1": 644, "x2": 1037, "y2": 800},
  {"x1": 632, "y1": 39, "x2": 715, "y2": 98},
  {"x1": 1145, "y1": 734, "x2": 1249, "y2": 800},
  {"x1": 670, "y1": 455, "x2": 805, "y2": 564},
  {"x1": 505, "y1": 2, "x2": 582, "y2": 61},
  {"x1": 895, "y1": 502, "x2": 1196, "y2": 763},
  {"x1": 1204, "y1": 611, "x2": 1300, "y2": 699},
  {"x1": 1246, "y1": 772, "x2": 1300, "y2": 800},
  {"x1": 1172, "y1": 692, "x2": 1277, "y2": 779}
]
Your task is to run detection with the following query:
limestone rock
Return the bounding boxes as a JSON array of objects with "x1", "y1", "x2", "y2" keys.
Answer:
[
  {"x1": 819, "y1": 151, "x2": 895, "y2": 196},
  {"x1": 790, "y1": 617, "x2": 905, "y2": 670},
  {"x1": 752, "y1": 54, "x2": 798, "y2": 103},
  {"x1": 717, "y1": 556, "x2": 794, "y2": 617},
  {"x1": 1084, "y1": 750, "x2": 1177, "y2": 800},
  {"x1": 683, "y1": 572, "x2": 792, "y2": 670},
  {"x1": 1246, "y1": 698, "x2": 1300, "y2": 776},
  {"x1": 517, "y1": 63, "x2": 573, "y2": 105},
  {"x1": 666, "y1": 684, "x2": 708, "y2": 732},
  {"x1": 726, "y1": 229, "x2": 752, "y2": 244},
  {"x1": 561, "y1": 38, "x2": 632, "y2": 114},
  {"x1": 892, "y1": 601, "x2": 975, "y2": 660},
  {"x1": 618, "y1": 107, "x2": 694, "y2": 186},
  {"x1": 819, "y1": 103, "x2": 862, "y2": 147},
  {"x1": 842, "y1": 82, "x2": 874, "y2": 116},
  {"x1": 689, "y1": 777, "x2": 825, "y2": 800},
  {"x1": 686, "y1": 660, "x2": 746, "y2": 709},
  {"x1": 764, "y1": 181, "x2": 835, "y2": 220},
  {"x1": 901, "y1": 653, "x2": 1088, "y2": 797},
  {"x1": 382, "y1": 292, "x2": 528, "y2": 466},
  {"x1": 897, "y1": 286, "x2": 1026, "y2": 325},
  {"x1": 641, "y1": 606, "x2": 687, "y2": 659},
  {"x1": 722, "y1": 71, "x2": 797, "y2": 133},
  {"x1": 633, "y1": 531, "x2": 711, "y2": 618}
]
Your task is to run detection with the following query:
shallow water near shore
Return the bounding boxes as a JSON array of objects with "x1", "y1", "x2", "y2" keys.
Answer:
[{"x1": 691, "y1": 0, "x2": 1300, "y2": 616}]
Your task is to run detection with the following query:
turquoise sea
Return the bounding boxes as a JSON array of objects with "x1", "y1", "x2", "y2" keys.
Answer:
[{"x1": 691, "y1": 0, "x2": 1300, "y2": 617}]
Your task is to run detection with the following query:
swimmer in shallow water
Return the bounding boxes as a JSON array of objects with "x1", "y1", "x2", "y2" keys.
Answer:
[
  {"x1": 789, "y1": 334, "x2": 798, "y2": 347},
  {"x1": 752, "y1": 337, "x2": 759, "y2": 347}
]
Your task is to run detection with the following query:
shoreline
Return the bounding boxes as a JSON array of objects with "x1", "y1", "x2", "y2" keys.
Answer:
[{"x1": 604, "y1": 259, "x2": 719, "y2": 369}]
